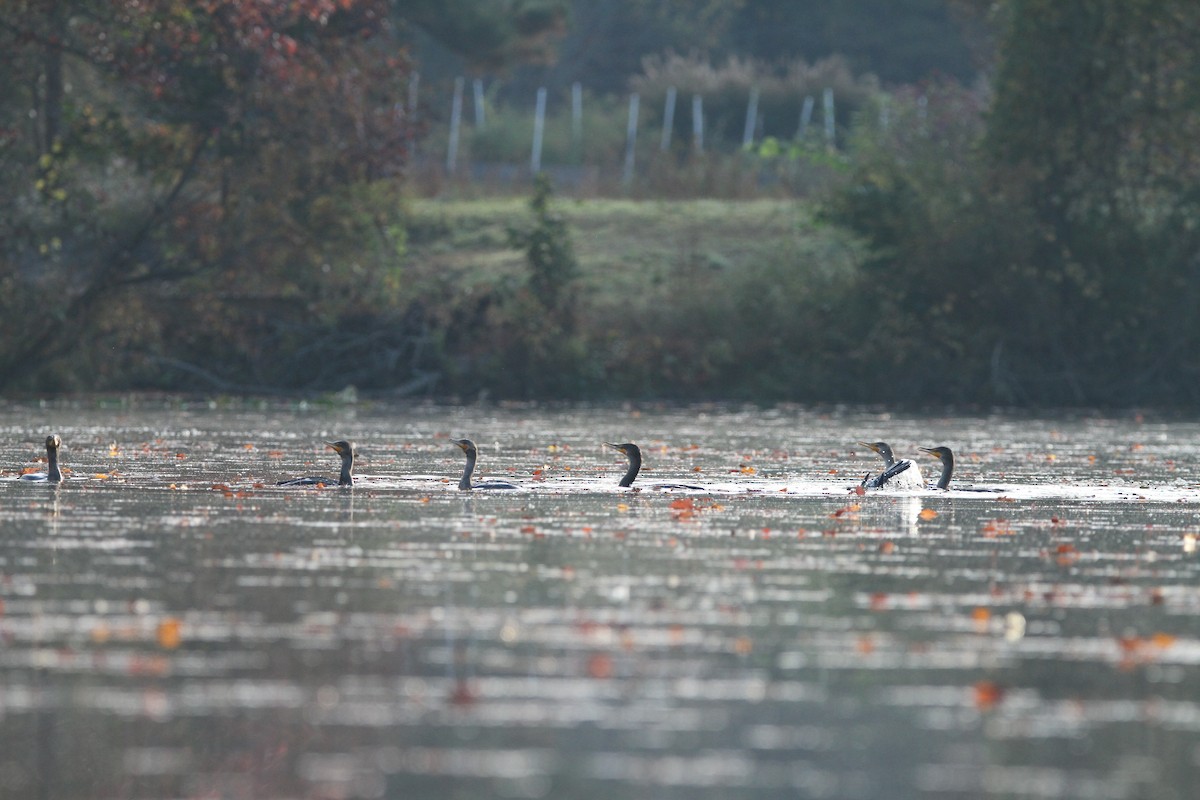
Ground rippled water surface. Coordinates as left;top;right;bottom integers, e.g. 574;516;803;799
2;401;1200;799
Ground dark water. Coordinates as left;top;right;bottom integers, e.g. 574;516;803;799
2;401;1199;799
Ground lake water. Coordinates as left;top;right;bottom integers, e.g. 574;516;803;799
2;400;1199;799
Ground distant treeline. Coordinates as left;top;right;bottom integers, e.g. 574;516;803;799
3;2;1200;410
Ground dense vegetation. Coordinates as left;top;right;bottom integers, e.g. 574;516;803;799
3;1;1200;408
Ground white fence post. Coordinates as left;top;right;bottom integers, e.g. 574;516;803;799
823;88;835;147
692;94;704;153
742;87;759;149
660;86;676;151
446;76;463;173
531;86;547;174
473;78;485;129
622;92;640;185
571;82;583;156
798;95;814;138
408;72;420;116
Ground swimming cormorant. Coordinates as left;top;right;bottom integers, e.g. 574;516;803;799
604;442;703;490
19;435;63;482
277;440;354;486
452;439;518;490
859;441;924;489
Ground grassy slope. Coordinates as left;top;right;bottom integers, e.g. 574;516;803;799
402;197;865;400
404;197;856;295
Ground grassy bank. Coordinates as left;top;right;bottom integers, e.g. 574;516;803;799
402;195;866;400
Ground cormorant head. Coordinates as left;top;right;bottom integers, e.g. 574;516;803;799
45;434;61;451
604;442;640;459
325;440;354;457
859;441;894;461
452;438;478;456
919;446;953;463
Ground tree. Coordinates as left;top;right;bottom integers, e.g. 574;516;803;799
985;0;1200;404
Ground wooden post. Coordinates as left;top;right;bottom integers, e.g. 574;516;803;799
622;92;640;185
660;86;676;151
531;86;547;174
692;94;704;153
473;78;485;128
446;76;463;173
742;87;759;149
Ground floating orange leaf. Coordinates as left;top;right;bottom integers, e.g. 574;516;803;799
918;508;938;520
156;618;182;650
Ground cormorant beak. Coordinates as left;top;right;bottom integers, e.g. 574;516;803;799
603;442;625;454
325;442;343;454
858;441;882;454
918;447;938;458
452;440;468;451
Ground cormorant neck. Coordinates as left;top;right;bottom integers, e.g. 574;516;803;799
47;446;62;483
620;448;641;488
880;447;897;469
459;449;476;490
338;452;354;486
937;453;953;490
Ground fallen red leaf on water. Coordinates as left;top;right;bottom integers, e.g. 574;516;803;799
918;508;938;520
973;681;1005;710
449;680;477;706
587;653;614;679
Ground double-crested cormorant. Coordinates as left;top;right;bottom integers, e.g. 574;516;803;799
277;440;354;486
452;439;517;490
919;446;954;490
859;441;924;489
604;442;703;490
19;435;63;482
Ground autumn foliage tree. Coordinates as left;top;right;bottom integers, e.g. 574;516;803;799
1;1;414;391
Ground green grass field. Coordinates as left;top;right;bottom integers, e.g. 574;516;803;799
400;196;867;400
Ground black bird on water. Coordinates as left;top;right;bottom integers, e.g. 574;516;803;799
859;440;923;489
919;446;955;490
452;439;518;490
277;440;355;486
604;442;703;490
19;435;63;482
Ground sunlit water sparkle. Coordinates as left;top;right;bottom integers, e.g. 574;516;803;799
1;401;1199;799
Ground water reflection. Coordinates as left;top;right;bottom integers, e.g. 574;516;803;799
1;403;1199;798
